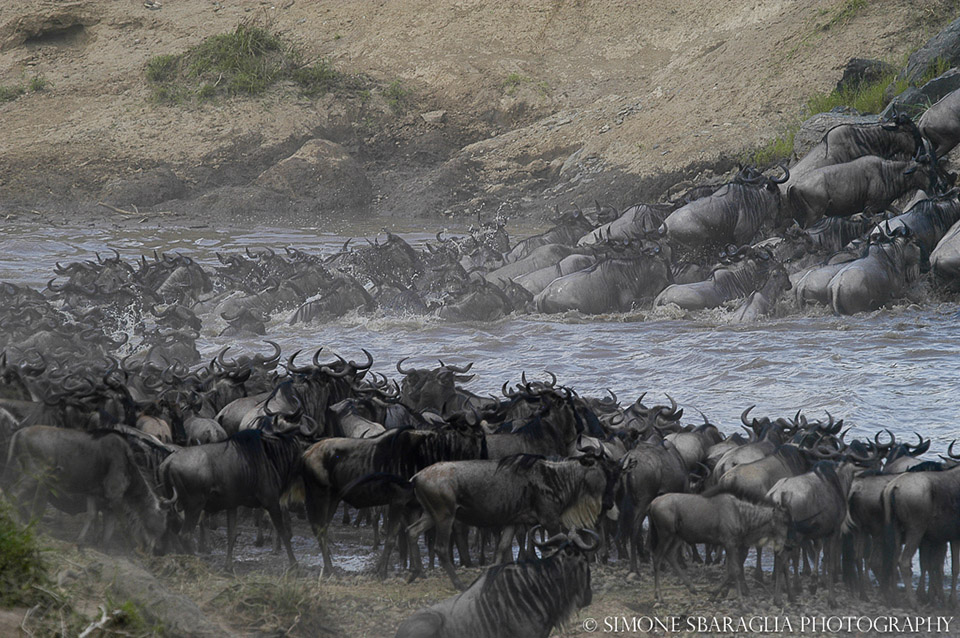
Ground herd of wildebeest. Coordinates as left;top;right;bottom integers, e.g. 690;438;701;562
4;88;960;637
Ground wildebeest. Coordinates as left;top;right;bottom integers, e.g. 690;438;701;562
395;529;596;638
787;155;935;228
618;441;689;575
881;464;960;607
650;492;790;602
661;165;789;252
869;190;960;264
919;87;960;157
158;428;304;565
4;425;175;552
534;245;672;314
300;423;488;576
404;453;619;589
504;208;595;263
827;230;921;315
785;113;925;186
654;246;786;312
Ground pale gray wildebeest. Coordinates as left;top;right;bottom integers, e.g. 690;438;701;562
513;253;598;296
766;461;856;605
503;208;595;263
403;453;619;589
650;492;789;602
486;243;583;284
787;154;936;228
803;215;875;253
4;425;175;552
577;203;673;246
158;428;304;566
880;463;960;608
654;246;786;312
730;262;792;322
869;190;960;264
534;245;672;314
793;258;857;307
919;87;960;157
827;230;921;315
784;112;924;188
394;529;595;638
661;165;789;252
931;216;960;288
618;441;689;574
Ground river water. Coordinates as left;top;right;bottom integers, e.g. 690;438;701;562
2;219;958;450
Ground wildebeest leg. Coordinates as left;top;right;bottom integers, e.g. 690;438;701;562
754;545;763;583
653;531;679;601
179;506;202;554
101;508;118;548
432;513;464;589
266;504;296;567
898;527;923;608
951;541;959;609
665;536;696;594
253;508;266;547
374;503;404;579
304;490;338;574
453;522;472;567
715;544;741;601
495;525;516;564
77;497;98;546
342;504;351;525
405;512;434;581
736;544;750;596
225;508;238;567
272;509;290;554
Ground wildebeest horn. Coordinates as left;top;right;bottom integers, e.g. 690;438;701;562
531;525;568;549
771;162;790;184
502;381;519;398
216;347;237;371
741;405;756;427
948;440;960;460
287;349;313;374
254;340;282;366
396;357;415;375
349;348;374;371
570;528;600;552
443;361;473;374
874;428;896;450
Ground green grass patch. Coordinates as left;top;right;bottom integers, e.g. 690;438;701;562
0;84;26;102
744;128;797;167
146;21;369;104
0;499;47;606
384;79;409;112
805;69;905;116
821;0;867;31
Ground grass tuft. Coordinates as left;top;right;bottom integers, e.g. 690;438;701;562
145;20;370;105
0;499;47;606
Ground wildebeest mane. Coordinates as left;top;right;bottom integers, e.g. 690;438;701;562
497;453;547;473
475;550;589;634
226;429;303;487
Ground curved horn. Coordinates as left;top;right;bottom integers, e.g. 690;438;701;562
396;357;415;375
570;528;600;552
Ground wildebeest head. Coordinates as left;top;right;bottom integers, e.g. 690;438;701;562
397;358;474;416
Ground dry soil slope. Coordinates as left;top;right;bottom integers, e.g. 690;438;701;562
0;0;954;219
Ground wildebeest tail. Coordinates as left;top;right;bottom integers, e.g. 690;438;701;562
338;472;413;501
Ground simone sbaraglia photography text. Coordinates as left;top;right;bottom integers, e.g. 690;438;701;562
582;615;955;634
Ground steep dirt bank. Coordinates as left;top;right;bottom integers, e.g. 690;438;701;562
0;1;956;226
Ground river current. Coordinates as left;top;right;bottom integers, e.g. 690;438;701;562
2;219;958;449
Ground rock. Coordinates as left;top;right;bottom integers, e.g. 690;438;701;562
882;68;960;120
837;58;895;92
255;138;372;212
420;109;447;124
792;112;879;158
0;5;99;51
899;17;960;86
100;166;186;208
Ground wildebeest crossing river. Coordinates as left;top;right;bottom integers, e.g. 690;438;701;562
2;219;958;445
